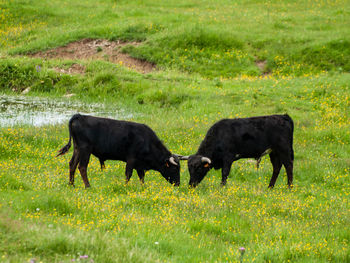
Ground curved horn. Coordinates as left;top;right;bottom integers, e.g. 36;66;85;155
177;155;189;160
201;157;211;164
169;156;178;166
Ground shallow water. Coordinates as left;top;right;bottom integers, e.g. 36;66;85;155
0;95;131;127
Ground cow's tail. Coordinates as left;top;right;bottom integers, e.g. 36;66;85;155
56;114;79;157
284;114;294;161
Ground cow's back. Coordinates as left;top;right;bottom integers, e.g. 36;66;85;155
198;114;293;159
70;114;168;163
71;115;146;161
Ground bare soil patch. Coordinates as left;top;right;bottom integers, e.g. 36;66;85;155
30;39;155;74
255;59;270;76
256;60;267;71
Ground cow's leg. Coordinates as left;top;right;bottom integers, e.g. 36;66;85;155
136;169;145;184
78;152;91;188
99;158;105;170
286;162;293;188
221;160;233;186
69;149;79;186
268;152;282;188
125;159;135;184
282;157;293;188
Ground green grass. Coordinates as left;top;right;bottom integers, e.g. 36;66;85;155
1;0;350;77
0;0;349;262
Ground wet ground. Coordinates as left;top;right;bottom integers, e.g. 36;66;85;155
0;95;131;127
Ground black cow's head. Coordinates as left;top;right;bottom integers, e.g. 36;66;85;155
186;155;212;187
162;155;181;186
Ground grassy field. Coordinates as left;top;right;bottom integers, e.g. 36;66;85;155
0;0;349;262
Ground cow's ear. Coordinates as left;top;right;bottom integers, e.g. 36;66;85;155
204;163;210;168
165;161;169;167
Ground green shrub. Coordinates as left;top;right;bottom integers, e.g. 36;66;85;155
111;23;164;42
137;88;191;107
161;26;244;51
75;72;122;97
0;60;76;93
299;39;350;72
0;62;37;91
125;26;257;78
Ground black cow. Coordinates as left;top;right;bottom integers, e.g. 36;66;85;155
181;114;294;188
57;114;180;188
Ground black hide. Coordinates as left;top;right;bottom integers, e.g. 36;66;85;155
187;114;294;188
57;114;180;188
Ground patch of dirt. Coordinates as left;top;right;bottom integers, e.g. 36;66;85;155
255;60;267;72
30;39;155;74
